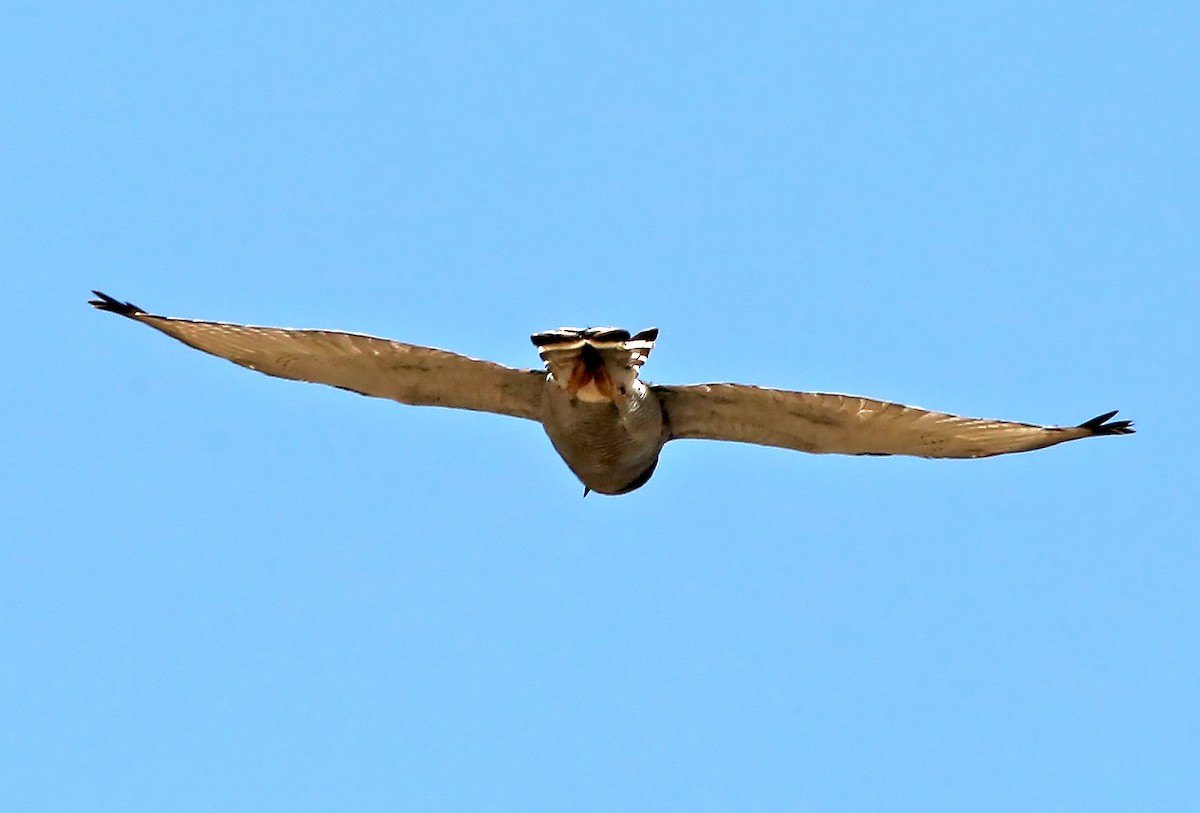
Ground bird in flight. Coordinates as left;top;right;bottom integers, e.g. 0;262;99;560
90;291;1133;495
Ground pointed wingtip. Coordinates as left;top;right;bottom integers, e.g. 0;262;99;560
1078;410;1136;436
88;290;145;317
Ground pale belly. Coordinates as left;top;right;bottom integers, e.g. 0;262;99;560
539;383;668;494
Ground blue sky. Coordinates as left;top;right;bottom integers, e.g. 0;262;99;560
4;2;1197;810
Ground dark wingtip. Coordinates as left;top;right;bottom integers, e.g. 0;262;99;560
88;290;145;317
1078;410;1136;436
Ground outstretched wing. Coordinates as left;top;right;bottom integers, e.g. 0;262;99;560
654;383;1133;458
90;291;546;421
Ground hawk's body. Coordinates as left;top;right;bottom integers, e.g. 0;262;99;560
89;292;1133;495
533;329;668;494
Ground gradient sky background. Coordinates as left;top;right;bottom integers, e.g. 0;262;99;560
5;3;1198;811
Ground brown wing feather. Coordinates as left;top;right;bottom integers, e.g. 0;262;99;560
654;383;1132;458
91;292;546;421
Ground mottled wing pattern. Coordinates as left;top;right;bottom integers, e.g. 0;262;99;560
91;292;546;421
654;383;1133;458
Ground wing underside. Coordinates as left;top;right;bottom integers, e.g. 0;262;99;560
654;383;1133;458
90;292;546;421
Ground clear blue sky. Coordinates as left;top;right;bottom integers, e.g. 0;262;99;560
5;3;1197;810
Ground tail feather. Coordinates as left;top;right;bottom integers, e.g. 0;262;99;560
531;326;659;401
530;326;658;371
530;328;586;347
